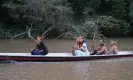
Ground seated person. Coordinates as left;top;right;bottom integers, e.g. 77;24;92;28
72;37;79;55
82;36;86;43
31;36;48;55
90;40;107;55
109;41;118;55
72;36;90;56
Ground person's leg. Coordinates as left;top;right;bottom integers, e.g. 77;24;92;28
96;52;104;55
82;52;90;56
31;49;36;55
74;50;82;56
90;50;97;55
71;47;75;56
36;50;42;55
43;48;49;55
108;52;115;55
31;49;41;55
81;52;86;56
87;51;91;55
39;52;47;56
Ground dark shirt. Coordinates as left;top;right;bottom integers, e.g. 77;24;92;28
82;40;86;44
36;41;48;55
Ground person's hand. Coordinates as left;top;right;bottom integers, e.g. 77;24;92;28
39;50;43;52
41;37;44;40
92;44;94;47
71;47;75;50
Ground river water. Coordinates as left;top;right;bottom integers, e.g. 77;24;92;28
0;38;133;80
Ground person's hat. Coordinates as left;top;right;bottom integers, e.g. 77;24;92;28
111;40;116;45
100;40;105;45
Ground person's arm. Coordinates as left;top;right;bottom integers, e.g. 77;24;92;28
37;42;44;52
33;39;40;44
73;43;83;50
95;46;100;51
73;43;77;48
97;47;105;54
75;47;82;50
91;44;95;51
74;43;82;50
75;43;87;52
72;43;77;50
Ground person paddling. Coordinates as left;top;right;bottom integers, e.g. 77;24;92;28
90;40;107;55
31;36;48;55
109;41;118;55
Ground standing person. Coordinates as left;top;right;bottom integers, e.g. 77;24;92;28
31;36;48;55
90;40;107;55
72;36;90;56
109;41;118;55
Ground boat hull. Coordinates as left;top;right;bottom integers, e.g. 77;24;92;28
0;51;133;62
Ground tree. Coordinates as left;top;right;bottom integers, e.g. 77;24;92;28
0;0;132;39
3;0;74;38
129;0;133;36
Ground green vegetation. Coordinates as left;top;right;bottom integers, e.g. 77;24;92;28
0;0;132;39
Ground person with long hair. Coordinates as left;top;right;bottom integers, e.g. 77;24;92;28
72;36;90;56
31;36;48;55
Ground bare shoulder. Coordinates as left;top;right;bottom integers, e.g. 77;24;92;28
103;46;107;49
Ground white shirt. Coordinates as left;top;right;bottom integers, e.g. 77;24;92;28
81;42;90;55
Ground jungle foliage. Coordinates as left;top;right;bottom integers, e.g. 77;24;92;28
0;0;132;39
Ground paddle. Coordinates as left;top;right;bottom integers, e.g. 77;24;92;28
28;23;57;45
91;32;96;51
41;23;60;40
27;24;39;44
41;25;55;39
115;39;119;43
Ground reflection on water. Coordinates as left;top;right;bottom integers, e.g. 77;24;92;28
0;38;133;80
0;59;133;80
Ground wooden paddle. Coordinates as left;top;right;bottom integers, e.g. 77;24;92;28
27;25;39;44
91;32;96;51
41;25;55;39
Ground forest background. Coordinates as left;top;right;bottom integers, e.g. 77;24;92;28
0;0;133;39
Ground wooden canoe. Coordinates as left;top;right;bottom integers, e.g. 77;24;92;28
0;51;132;62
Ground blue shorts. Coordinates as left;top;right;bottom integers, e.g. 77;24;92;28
31;49;43;55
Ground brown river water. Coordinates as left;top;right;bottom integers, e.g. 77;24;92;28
0;38;133;80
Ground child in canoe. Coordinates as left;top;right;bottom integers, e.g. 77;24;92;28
90;40;108;55
31;36;48;55
72;36;90;56
109;41;118;55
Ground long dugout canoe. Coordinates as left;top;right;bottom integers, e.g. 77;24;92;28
0;51;132;62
